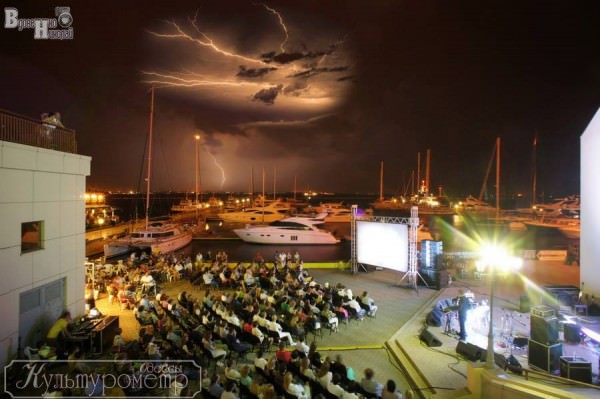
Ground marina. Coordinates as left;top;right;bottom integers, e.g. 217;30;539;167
1;2;599;399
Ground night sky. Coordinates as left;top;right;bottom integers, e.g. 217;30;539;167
1;1;599;197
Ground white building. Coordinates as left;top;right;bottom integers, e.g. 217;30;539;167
581;107;600;297
0;111;90;368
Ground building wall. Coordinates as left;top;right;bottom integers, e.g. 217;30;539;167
0;140;91;367
581;108;600;297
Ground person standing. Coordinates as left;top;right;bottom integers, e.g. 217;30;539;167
457;290;470;341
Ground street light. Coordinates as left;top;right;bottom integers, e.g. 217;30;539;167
194;134;201;204
476;244;523;369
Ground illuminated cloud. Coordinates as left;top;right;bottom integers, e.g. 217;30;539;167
145;5;352;109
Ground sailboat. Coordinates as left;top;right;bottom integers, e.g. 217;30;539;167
104;88;192;258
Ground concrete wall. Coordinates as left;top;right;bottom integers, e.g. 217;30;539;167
0;140;91;367
581;108;600;297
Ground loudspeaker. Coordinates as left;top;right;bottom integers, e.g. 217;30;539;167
563;323;582;344
530;315;559;345
418;269;449;290
528;339;562;372
512;337;528;348
542;285;580;308
426;308;442;327
419;329;442;347
456;341;484;361
560;356;592;384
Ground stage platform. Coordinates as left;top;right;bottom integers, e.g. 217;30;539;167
386;278;600;398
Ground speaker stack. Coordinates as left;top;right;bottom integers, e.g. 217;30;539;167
418;241;448;290
528;305;562;372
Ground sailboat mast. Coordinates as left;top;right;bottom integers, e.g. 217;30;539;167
425;149;431;194
293;175;297;201
532;133;537;207
379;161;384;201
262;166;265;223
145;87;155;230
250;167;254;201
411;170;415;195
273;166;276;200
417;152;421;193
496;137;501;218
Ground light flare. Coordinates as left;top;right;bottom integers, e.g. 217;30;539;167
260;4;289;53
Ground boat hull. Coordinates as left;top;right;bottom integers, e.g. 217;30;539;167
103;232;193;258
233;228;339;245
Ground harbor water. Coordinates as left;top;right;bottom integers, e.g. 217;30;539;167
103;193;575;262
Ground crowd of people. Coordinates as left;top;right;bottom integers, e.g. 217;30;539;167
55;250;402;398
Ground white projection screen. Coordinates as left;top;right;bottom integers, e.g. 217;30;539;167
357;221;408;272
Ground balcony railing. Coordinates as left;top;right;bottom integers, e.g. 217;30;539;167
0;109;78;154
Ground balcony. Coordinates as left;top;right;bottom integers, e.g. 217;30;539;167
0;109;78;154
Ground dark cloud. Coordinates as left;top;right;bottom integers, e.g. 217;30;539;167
236;65;277;78
337;75;354;82
289;66;349;79
260;50;330;64
251;85;283;105
282;80;309;96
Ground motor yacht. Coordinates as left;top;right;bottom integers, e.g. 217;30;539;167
217;200;291;223
233;214;339;244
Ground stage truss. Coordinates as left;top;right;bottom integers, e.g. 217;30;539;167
350;205;427;290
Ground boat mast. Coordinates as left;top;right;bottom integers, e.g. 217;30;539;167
425;149;431;194
411;170;415;195
496;137;501;218
293;175;297;201
416;152;421;194
379;160;384;201
250;166;254;202
532;133;538;207
273;166;276;200
145;87;155;230
262;166;265;223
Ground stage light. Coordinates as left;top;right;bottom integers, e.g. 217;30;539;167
476;242;523;369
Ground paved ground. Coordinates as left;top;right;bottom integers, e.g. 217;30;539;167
96;267;437;394
95;260;596;398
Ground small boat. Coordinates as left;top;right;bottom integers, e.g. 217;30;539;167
103;222;192;258
233;214;339;245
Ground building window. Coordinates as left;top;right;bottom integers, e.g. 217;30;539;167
21;221;43;253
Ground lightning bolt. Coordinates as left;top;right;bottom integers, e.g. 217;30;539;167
148;19;268;66
207;152;226;190
260;4;289;53
140;71;275;89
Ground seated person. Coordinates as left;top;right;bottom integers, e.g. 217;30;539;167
361;368;383;397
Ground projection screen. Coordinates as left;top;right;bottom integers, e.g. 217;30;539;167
356;221;408;272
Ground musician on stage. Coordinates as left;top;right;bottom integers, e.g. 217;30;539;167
46;310;73;359
457;290;470;341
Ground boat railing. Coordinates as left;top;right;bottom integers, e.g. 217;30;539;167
0;109;78;154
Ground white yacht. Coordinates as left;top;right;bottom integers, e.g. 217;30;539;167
103;222;192;258
531;196;580;215
217;200;291;223
233;214;339;244
456;196;495;213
